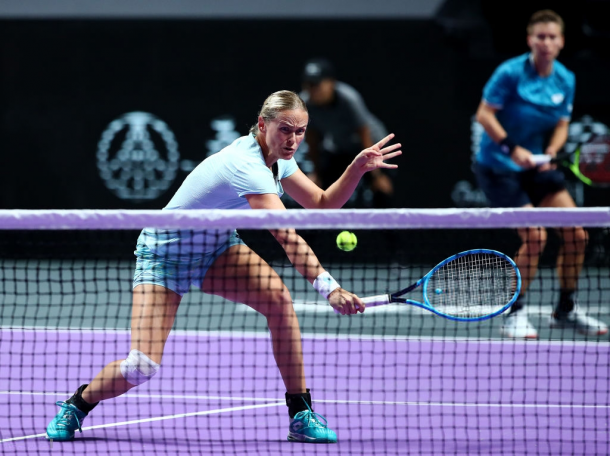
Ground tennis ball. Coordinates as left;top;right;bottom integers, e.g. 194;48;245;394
336;231;357;252
434;288;443;295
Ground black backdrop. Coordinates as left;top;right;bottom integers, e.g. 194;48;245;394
1;19;609;210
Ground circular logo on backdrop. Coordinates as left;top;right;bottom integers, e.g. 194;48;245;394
96;112;180;201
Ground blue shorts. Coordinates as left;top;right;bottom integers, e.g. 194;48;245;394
133;230;245;296
474;163;566;208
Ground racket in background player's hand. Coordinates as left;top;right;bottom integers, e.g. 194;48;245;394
532;134;610;187
340;249;521;322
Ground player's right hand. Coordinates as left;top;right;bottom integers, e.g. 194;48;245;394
511;146;537;169
328;288;365;315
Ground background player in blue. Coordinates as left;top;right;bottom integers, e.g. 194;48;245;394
474;10;608;339
46;90;402;444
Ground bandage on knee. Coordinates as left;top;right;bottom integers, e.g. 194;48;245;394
120;349;160;386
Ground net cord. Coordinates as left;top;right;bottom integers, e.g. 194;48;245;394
0;208;609;230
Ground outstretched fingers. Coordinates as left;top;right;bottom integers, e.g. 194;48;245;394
378;143;402;168
373;133;396;150
354;134;401;171
380;142;401;154
379;152;401;168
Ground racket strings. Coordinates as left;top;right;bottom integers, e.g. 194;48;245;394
427;253;517;318
579;136;610;183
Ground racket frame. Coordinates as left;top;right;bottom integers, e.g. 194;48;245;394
362;249;521;322
535;134;610;187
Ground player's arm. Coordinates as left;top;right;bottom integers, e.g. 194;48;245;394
283;134;401;209
245;193;363;314
475;101;536;168
281;167;358;209
546;119;569;157
548;73;574;158
245;193;324;282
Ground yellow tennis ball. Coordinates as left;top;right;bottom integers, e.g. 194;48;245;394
336;231;357;252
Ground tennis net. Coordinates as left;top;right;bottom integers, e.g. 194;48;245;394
1;208;609;455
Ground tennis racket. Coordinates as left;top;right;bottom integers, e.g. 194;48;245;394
532;134;610;187
351;249;521;322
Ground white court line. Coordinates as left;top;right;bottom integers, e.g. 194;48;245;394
2;325;609;346
0;401;284;444
3;390;609;410
3;391;608;444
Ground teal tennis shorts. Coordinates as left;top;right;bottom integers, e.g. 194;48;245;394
133;230;245;296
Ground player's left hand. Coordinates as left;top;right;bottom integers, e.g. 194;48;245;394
328;288;365;315
352;133;402;175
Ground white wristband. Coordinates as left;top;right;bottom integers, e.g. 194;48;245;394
313;272;341;299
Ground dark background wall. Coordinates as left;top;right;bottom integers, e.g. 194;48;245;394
1;2;609;210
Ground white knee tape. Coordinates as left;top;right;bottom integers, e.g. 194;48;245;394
120;349;160;386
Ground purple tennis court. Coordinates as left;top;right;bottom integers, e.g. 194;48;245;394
2;209;610;455
2;328;609;455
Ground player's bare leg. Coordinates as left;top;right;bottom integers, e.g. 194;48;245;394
84;285;182;403
203;244;337;443
500;204;545;338
203;245;305;393
539;189;587;290
46;285;182;440
540;189;607;334
515;226;547;294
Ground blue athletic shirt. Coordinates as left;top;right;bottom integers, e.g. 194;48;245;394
141;134;299;258
476;53;575;172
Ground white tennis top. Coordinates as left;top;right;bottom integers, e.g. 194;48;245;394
141;134;299;258
166;134;298;210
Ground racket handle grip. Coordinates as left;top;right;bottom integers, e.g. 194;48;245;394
361;294;391;307
531;155;551;165
332;294;390;314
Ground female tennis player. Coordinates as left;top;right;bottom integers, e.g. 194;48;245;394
46;90;401;444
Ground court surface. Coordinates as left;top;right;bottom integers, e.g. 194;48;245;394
1;260;609;455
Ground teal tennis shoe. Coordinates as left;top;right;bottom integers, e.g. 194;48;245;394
287;401;337;444
46;401;87;441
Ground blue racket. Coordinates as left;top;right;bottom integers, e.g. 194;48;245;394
359;249;521;321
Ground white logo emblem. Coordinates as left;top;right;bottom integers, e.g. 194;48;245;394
97;112;180;201
551;93;564;104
